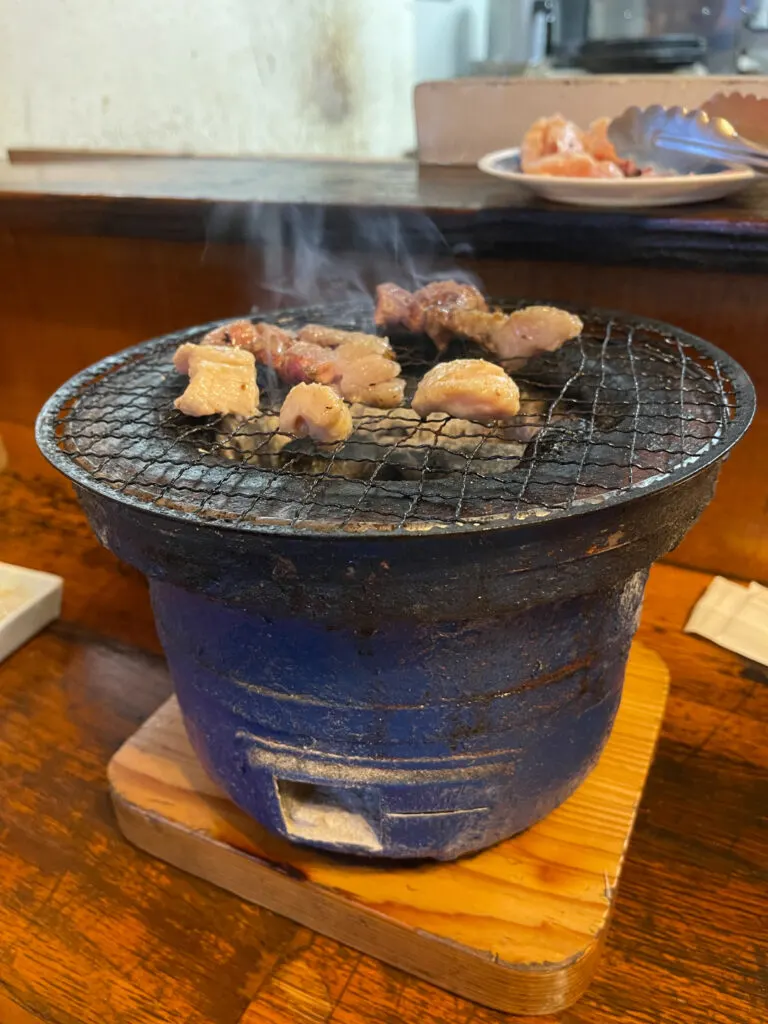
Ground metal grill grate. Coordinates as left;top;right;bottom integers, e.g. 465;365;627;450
38;301;754;536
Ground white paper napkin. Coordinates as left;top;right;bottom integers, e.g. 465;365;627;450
0;562;63;663
684;576;768;667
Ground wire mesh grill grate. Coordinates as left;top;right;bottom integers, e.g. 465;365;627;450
39;301;754;536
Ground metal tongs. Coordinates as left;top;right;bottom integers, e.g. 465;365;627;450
608;93;768;175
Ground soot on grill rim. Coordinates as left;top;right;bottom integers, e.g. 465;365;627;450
38;300;754;536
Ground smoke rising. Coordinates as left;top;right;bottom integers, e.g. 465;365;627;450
205;202;481;312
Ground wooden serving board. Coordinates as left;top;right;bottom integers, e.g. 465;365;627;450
109;641;669;1017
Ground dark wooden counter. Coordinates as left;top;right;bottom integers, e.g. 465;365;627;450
0;422;765;1024
1;156;768;271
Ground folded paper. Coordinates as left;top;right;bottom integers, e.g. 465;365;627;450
684;576;768;667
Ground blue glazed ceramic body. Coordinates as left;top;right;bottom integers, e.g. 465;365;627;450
72;465;719;859
150;570;647;859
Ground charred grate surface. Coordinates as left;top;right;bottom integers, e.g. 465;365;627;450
38;301;754;536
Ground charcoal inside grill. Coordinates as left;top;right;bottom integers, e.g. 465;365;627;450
46;300;750;533
212;388;574;484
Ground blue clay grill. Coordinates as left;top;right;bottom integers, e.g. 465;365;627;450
37;301;754;859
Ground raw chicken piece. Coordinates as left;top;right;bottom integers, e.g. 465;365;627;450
374;281;487;343
412;359;520;423
279;383;353;443
583;117;641;176
173;343;258;418
525;152;624;179
521;114;628;179
521;115;585;172
425;305;583;362
298;324;393;356
595;159;626;179
583;117;619;163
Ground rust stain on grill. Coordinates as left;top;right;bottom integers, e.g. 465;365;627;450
587;529;627;555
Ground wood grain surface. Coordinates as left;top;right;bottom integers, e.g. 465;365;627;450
108;642;670;1016
0;420;765;1024
2;156;768;271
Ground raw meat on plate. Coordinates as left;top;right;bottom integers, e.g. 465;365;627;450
520;114;643;179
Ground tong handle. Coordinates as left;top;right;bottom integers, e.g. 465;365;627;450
609;105;768;177
657;132;768;174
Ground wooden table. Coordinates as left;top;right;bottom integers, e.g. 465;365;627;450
0;422;765;1024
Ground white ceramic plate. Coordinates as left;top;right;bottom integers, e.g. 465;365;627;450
478;147;755;208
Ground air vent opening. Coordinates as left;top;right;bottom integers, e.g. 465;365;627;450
275;779;382;852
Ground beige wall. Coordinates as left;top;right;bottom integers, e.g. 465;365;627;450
0;0;416;158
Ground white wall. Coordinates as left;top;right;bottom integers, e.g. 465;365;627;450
0;0;416;158
414;0;489;82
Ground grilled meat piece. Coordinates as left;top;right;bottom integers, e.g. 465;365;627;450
298;325;393;356
348;378;406;408
374;281;579;360
333;341;403;407
279;383;353;443
200;319;260;350
216;323;335;385
427;305;583;362
173;343;258;418
202;319;292;371
285;332;403;406
277;340;338;386
202;318;404;407
248;322;293;367
412;359;520;423
202;320;339;384
375;280;488;348
373;283;420;332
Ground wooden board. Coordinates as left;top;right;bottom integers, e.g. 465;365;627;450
108;641;669;1017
